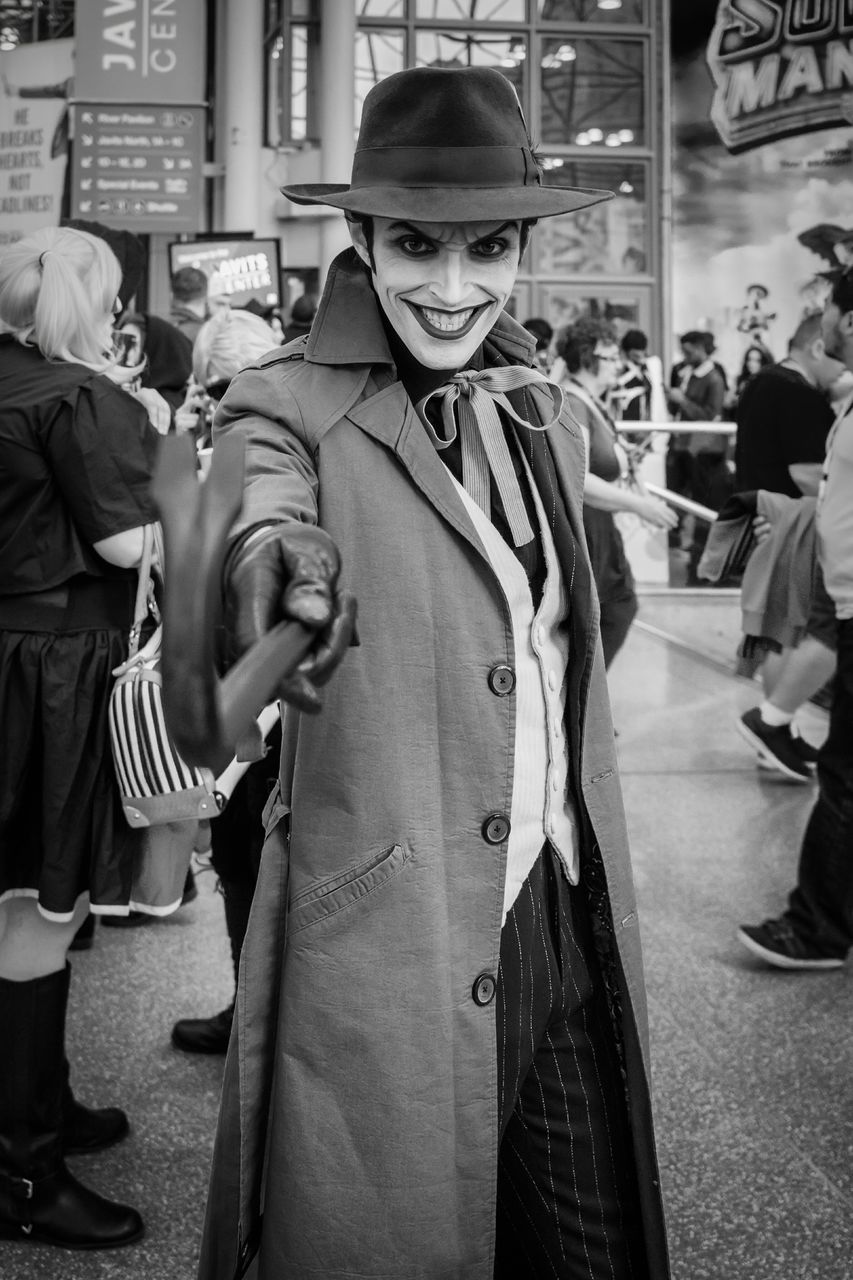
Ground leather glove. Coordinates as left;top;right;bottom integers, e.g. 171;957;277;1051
225;523;358;714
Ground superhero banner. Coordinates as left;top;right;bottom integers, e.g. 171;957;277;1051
672;1;853;382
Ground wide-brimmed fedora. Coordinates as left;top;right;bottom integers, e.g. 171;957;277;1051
281;65;613;222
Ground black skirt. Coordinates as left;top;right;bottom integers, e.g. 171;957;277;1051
0;577;140;921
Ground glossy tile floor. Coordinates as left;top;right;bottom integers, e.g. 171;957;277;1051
3;603;850;1280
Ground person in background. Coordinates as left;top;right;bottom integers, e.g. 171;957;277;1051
281;292;317;342
197;65;669;1279
734;312;843;781
553;318;678;667
238;297;285;344
115;311;193;415
176;308;281;451
171;309;284;1055
521;316;553;371
608;327;668;424
731;342;774;407
738;269;853;968
667;329;730;584
0;226;159;1250
169;266;210;344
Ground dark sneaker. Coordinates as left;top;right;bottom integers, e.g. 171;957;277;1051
791;732;820;766
737;707;813;782
737;918;845;970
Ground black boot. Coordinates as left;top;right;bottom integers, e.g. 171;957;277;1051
62;1057;130;1155
0;966;143;1249
170;874;250;1055
171;1002;234;1055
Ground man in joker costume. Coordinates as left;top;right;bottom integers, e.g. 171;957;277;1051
198;65;670;1280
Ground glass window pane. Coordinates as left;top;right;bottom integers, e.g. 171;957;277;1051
358;0;405;15
266;33;285;148
536;283;645;335
355;29;407;131
290;26;309;142
415;1;527;19
540;36;644;147
534;159;648;275
537;0;646;22
415;31;526;103
287;24;322;143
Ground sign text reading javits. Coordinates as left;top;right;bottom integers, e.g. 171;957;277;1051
99;0;182;78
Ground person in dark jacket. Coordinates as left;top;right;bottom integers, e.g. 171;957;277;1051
0;226;158;1251
734;312;843;780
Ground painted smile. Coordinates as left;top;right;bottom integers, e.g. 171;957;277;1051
407;302;490;340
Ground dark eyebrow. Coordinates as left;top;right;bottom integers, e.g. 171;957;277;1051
473;222;517;244
386;221;432;238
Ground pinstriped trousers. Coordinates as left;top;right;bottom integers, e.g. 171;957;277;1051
494;846;648;1280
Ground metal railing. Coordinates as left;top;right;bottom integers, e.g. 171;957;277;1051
614;419;730;524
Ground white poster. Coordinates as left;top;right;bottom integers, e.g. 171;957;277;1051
0;38;74;246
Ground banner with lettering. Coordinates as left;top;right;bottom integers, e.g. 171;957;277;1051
0;38;73;246
75;0;207;105
671;1;853;383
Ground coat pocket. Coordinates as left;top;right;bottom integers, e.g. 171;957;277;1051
288;842;411;934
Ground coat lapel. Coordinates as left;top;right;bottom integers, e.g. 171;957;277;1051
345;382;492;565
525;422;599;772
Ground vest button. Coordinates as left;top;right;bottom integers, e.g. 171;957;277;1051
488;665;516;696
472;973;497;1006
482;814;510;844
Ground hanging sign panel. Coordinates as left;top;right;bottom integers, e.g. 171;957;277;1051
70;101;204;232
670;1;853;383
74;0;207;105
708;0;853;154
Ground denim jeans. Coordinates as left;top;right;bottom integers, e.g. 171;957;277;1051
786;617;853;956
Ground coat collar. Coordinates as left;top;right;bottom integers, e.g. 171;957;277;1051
304;249;539;370
305;249;571;574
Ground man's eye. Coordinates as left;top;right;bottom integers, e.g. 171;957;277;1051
473;239;508;258
398;237;433;256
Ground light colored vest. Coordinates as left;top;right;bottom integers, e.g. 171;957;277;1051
451;461;579;924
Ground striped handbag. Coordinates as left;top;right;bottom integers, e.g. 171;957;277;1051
108;524;221;828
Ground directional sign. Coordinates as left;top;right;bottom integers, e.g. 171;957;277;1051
70;102;204;232
75;0;206;107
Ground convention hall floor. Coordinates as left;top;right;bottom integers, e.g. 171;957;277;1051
3;598;850;1280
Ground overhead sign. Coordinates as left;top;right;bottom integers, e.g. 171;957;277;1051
169;239;282;309
708;0;853;153
70;101;204;232
74;0;207;105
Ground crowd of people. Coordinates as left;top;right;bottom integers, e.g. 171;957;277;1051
0;60;850;1280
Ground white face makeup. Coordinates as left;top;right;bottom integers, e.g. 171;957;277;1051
350;217;523;370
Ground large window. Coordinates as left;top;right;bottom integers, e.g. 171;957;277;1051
537;1;646;23
0;0;74;47
539;35;645;146
264;0;660;320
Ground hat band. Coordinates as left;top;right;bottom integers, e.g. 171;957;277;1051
350;145;541;190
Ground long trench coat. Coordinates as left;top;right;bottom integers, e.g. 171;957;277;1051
198;250;670;1280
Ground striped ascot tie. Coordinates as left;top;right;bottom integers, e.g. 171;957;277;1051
416;367;564;548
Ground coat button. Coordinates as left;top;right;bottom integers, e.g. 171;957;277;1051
472;972;497;1006
488;665;516;696
482;813;510;844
